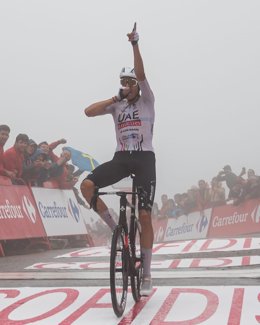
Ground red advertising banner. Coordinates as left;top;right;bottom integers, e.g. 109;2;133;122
0;185;46;240
208;199;260;237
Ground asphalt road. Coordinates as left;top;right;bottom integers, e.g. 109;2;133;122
1;237;260;324
1;238;260;287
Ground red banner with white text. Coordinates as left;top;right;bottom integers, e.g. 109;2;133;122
208;199;260;237
0;186;46;240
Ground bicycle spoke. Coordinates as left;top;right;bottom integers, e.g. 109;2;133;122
130;218;143;302
110;226;128;317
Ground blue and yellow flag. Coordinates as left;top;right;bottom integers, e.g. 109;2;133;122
63;147;99;172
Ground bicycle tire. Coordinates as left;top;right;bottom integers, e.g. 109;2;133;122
110;225;128;317
130;218;143;302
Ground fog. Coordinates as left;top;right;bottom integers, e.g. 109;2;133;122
1;0;260;201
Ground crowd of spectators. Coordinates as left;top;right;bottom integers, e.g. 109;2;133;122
0;124;93;253
0;124;84;199
153;164;260;219
2;124;260;220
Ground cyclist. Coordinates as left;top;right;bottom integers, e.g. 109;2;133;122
80;23;156;296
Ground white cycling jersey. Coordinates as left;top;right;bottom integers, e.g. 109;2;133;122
105;78;155;152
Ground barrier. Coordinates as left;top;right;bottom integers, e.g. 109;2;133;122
0;185;47;240
208;199;260;237
32;188;87;237
162;199;260;243
2;182;260;256
0;185;94;256
163;208;211;242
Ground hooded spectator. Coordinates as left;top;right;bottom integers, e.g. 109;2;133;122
22;148;48;186
22;139;38;184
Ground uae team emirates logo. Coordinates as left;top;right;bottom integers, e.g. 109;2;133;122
22;195;37;224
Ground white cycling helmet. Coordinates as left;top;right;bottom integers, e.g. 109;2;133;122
120;67;136;79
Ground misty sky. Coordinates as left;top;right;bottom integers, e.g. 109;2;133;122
1;0;260;202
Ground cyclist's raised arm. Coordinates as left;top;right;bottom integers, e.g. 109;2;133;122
133;43;145;82
84;98;115;117
127;23;145;82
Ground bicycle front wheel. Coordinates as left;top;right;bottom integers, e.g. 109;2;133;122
130;218;143;302
110;225;128;317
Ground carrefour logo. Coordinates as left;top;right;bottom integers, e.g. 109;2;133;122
196;214;208;233
166;223;193;237
22;195;37;224
251;205;260;224
67;198;80;223
38;201;68;219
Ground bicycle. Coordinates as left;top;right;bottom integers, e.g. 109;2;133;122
92;176;143;317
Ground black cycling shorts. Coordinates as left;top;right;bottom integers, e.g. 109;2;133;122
85;151;156;211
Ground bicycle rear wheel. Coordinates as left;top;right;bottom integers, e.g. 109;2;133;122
130;218;143;302
110;225;128;317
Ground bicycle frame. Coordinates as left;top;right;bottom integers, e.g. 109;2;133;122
93;177;143;316
97;188;139;275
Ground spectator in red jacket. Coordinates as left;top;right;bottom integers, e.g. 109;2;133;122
0;124;14;179
4;133;29;184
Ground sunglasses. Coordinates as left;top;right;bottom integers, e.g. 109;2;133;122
120;77;138;87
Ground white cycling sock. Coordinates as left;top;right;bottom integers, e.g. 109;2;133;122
100;209;117;231
141;247;152;278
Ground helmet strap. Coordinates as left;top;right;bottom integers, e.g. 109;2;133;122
127;93;140;105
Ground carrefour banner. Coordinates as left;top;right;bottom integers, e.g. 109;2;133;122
164;209;211;242
208;199;260;237
32;188;87;236
0;185;46;240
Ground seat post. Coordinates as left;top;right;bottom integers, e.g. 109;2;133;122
118;193;127;228
131;174;136;215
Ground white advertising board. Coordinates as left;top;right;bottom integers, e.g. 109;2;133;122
32;188;87;236
164;208;212;241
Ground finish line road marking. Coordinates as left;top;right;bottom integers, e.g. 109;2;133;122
0;286;260;324
55;237;260;258
25;255;260;270
1;268;260;280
